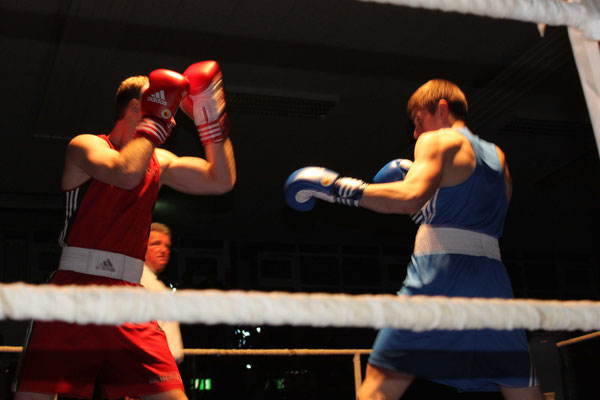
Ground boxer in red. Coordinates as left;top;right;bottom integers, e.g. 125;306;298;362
14;62;236;400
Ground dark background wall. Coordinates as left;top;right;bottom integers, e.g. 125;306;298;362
0;1;599;398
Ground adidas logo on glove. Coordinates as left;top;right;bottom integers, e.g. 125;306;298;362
147;90;167;106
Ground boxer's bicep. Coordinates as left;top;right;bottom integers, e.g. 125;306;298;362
408;133;445;199
361;136;444;214
63;135;118;189
159;153;218;194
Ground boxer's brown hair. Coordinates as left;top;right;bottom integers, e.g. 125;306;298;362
407;79;468;121
115;75;149;121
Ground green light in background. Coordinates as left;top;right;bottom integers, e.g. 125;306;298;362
191;378;212;391
154;199;171;213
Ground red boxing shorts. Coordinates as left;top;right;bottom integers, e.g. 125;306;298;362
14;270;184;399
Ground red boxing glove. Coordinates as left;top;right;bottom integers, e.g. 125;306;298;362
136;69;190;146
180;61;230;146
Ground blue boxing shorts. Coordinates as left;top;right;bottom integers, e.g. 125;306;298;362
368;254;538;392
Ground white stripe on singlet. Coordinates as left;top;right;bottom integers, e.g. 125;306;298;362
59;188;79;247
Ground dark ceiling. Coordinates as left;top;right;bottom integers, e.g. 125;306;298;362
1;0;598;256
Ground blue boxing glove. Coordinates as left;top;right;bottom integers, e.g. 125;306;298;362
373;159;413;183
374;159;421;224
284;167;368;212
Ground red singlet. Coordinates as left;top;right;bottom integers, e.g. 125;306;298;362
59;135;159;260
14;135;184;398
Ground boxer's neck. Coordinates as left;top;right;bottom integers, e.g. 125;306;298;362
108;113;138;148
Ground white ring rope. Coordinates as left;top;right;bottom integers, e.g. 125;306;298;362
1;283;599;331
358;0;600;40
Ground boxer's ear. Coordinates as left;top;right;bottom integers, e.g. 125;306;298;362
436;99;449;118
130;98;141;115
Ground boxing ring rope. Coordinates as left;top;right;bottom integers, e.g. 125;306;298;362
0;347;371;356
1;283;600;331
1;282;599;399
358;0;600;40
0;345;371;396
556;330;600;347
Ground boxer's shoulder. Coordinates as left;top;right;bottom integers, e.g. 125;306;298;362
68;133;110;148
415;129;470;160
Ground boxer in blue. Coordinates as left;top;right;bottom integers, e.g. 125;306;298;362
284;79;543;399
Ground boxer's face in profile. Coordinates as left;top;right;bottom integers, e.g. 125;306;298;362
412;108;440;139
411;99;450;139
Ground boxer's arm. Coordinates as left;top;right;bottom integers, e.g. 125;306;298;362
156;138;236;194
496;145;512;203
360;132;445;214
62;134;155;191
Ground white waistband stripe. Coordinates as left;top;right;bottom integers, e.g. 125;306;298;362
59;246;144;284
414;225;501;260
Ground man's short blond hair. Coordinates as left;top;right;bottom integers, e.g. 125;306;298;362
150;222;171;239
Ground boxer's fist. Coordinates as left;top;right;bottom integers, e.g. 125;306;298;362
136;69;190;146
180;61;230;146
374;159;420;223
373;159;413;183
284;167;368;212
